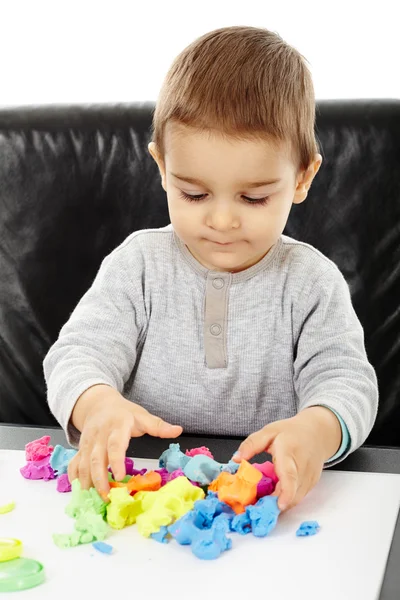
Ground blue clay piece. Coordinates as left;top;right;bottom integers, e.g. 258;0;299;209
150;526;170;544
92;541;113;554
183;454;221;485
296;521;320;537
169;512;232;560
192;516;232;560
221;459;240;475
247;496;280;538
158;443;190;473
50;445;78;475
231;512;252;535
183;455;240;485
192;495;235;529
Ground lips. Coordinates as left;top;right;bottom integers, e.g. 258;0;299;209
209;240;235;245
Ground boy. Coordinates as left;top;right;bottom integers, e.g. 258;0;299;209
44;26;378;511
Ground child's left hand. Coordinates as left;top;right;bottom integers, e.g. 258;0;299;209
233;406;342;512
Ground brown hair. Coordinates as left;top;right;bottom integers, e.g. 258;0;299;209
151;26;319;172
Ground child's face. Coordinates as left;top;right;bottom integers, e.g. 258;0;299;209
149;122;321;273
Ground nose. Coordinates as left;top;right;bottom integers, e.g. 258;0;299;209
206;200;239;231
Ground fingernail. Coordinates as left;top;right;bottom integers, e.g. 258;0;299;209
233;451;241;460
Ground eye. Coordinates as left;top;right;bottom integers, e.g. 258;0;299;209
179;191;270;206
179;191;207;202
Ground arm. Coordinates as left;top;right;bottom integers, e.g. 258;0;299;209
293;265;378;464
43;245;146;446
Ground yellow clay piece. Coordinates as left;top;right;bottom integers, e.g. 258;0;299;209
106;488;144;530
135;477;205;537
0;501;16;515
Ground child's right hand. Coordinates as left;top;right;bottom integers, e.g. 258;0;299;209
67;384;182;499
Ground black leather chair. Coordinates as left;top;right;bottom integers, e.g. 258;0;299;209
0;100;399;446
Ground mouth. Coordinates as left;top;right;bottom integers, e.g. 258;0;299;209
208;240;235;246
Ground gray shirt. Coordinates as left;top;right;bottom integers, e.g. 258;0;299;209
44;225;378;461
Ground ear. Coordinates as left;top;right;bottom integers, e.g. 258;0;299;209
148;142;167;191
293;153;322;205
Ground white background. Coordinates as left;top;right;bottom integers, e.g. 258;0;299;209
0;0;399;106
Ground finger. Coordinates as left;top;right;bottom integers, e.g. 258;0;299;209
107;425;132;481
76;432;94;490
289;468;322;510
134;413;182;439
271;442;298;511
90;444;110;499
233;425;277;462
68;452;80;483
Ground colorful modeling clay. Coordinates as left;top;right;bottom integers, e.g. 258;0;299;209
210;460;262;514
109;458;147;479
135;477;205;537
20;456;55;481
247;496;280;537
183;454;239;486
169;511;232;560
106;487;143;530
185;446;214;459
0;501;15;514
53;480;109;548
154;468;170;486
253;460;279;484
56;473;72;493
19;435;284;560
150;526;170;544
191;493;235;529
257;476;275;498
92;541;113;554
49;445;78;475
109;471;162;494
25;435;53;462
231;511;252;535
296;521;320;536
159;444;191;472
65;480;107;519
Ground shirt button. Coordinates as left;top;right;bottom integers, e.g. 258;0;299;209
212;277;225;289
210;324;222;336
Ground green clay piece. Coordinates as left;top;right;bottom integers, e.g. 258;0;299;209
53;480;109;548
65;480;107;519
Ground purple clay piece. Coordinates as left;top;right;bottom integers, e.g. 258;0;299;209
20;456;55;481
108;457;146;479
165;469;200;487
256;476;275;498
57;473;72;493
131;468;148;476
154;468;170;486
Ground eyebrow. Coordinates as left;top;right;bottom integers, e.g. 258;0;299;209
170;173;281;188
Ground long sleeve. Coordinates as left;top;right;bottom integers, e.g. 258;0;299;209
293;265;378;464
43;246;147;446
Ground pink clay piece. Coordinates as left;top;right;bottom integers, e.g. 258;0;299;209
185;446;214;459
25;435;54;462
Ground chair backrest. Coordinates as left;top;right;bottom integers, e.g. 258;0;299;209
0;100;399;445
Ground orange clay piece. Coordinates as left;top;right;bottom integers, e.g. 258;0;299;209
109;471;162;494
208;471;235;493
216;460;262;514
